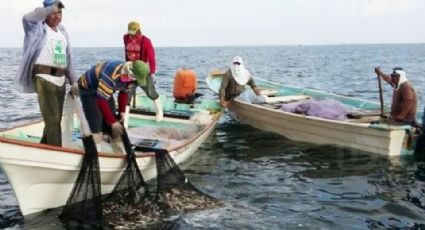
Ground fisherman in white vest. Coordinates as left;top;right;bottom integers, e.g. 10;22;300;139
16;0;78;146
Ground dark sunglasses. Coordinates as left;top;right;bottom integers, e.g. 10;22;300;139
233;62;241;65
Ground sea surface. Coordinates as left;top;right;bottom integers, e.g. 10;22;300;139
1;45;425;229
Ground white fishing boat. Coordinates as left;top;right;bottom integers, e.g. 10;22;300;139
0;95;222;216
207;74;420;156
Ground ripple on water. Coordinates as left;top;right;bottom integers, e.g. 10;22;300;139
1;46;425;229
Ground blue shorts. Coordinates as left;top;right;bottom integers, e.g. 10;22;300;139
79;87;116;134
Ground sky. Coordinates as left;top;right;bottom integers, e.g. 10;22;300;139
1;0;425;47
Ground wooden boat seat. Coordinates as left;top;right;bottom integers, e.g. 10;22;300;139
132;138;169;152
130;108;194;120
347;116;381;123
346;109;384;119
259;89;278;96
0;132;40;143
265;95;310;104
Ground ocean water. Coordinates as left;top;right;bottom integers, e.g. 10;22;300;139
1;45;425;229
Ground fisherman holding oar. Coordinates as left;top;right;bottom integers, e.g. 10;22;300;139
374;67;418;125
78;60;149;154
375;67;425;155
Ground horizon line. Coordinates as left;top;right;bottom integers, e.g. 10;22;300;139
1;42;425;49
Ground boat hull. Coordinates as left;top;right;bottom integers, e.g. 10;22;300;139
228;99;410;156
0;115;219;216
207;74;415;156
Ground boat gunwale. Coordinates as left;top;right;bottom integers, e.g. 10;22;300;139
0;112;221;159
232;98;411;131
255;78;383;107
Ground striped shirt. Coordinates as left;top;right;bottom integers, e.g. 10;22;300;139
79;60;131;100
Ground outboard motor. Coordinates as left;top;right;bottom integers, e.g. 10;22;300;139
173;68;201;103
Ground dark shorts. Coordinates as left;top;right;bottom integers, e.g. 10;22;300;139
79;87;116;134
128;75;159;103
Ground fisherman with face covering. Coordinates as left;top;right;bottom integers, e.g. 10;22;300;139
217;56;261;108
375;67;418;124
16;0;78;147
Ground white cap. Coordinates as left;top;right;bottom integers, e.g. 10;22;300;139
232;56;243;64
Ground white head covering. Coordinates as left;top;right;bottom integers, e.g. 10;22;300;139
394;69;408;91
230;56;251;85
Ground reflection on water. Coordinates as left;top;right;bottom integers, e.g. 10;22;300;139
167;120;425;229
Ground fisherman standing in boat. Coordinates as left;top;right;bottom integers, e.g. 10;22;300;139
216;56;262;108
374;67;418;125
16;0;78;147
124;21;163;121
78;60;149;153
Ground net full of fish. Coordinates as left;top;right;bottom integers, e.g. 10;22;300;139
157;187;222;212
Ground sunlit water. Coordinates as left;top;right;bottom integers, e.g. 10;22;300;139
1;45;425;229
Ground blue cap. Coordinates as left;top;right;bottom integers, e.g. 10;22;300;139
43;0;65;8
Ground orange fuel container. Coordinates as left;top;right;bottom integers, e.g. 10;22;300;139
173;69;197;101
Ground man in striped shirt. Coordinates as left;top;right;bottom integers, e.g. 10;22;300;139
78;60;149;153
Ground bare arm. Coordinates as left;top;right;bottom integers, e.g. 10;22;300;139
374;67;394;87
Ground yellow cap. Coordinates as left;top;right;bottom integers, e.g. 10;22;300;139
128;21;141;35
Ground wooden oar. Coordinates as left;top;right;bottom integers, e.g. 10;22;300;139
376;73;385;117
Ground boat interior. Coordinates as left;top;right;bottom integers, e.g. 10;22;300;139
255;85;390;124
0;95;222;154
0;113;209;155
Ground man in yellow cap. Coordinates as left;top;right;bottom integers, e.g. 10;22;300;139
124;21;163;122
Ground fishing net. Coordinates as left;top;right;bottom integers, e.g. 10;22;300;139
60;94;104;228
59;95;220;228
102;129;160;229
280;99;352;120
154;149;221;213
59;135;103;228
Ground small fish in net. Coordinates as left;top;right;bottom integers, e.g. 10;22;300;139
102;129;161;228
155;150;222;213
103;198;162;229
